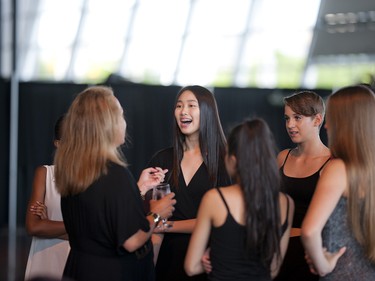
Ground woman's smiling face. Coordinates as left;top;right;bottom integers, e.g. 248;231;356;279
174;90;200;137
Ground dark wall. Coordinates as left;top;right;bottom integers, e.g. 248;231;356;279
113;84;181;175
0;80;330;227
17;82;89;226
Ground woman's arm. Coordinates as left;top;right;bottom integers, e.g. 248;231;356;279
271;194;295;278
301;159;347;276
184;191;213;276
25;166;67;238
122;193;176;252
151;233;164;264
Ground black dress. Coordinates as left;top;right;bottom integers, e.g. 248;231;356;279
147;148;231;281
61;162;154;281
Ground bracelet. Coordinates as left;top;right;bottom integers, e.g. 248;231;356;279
147;212;161;226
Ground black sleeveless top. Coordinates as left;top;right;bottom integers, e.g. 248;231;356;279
280;149;330;228
208;188;289;281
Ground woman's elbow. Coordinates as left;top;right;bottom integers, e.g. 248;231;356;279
300;225;317;242
122;232;146;253
184;262;195;277
184;259;203;277
122;241;139;253
25;221;39;236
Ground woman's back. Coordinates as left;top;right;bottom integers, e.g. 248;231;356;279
185;118;294;280
208;186;293;281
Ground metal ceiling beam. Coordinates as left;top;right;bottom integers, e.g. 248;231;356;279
8;0;19;279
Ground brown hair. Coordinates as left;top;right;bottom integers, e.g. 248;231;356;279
284;91;325;128
327;84;375;261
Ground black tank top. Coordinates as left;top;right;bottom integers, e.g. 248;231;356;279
280;149;330;228
208;188;289;281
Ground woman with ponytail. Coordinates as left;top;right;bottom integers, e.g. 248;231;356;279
185;118;294;281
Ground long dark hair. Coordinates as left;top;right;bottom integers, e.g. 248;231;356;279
171;85;226;188
227;118;281;267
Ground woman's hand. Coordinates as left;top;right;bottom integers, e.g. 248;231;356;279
305;251;318;275
138;167;168;195
149;193;176;220
152;220;174;233
320;247;346;276
201;248;212;273
305;246;346;276
29;201;48;220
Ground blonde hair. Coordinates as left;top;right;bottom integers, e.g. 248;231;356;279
326;85;375;261
54;86;126;196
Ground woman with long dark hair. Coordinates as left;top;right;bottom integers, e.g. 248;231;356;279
142;85;231;281
185;118;294;281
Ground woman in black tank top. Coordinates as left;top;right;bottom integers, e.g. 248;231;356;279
185;118;294;281
275;91;330;281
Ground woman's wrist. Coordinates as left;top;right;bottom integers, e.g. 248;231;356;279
138;183;148;200
140;190;146;200
147;212;162;227
164;220;174;232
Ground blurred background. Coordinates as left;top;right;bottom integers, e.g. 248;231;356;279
1;0;375;280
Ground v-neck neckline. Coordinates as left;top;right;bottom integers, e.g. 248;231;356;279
181;161;204;187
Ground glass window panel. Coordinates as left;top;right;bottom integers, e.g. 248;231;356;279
87;0;136;11
36;12;81;49
36;0;83;48
40;0;84;10
189;0;251;36
236;0;320;88
8;0;372;90
121;35;181;84
252;0;319;31
35;48;73;80
1;49;12;77
132;0;190;38
120;0;190;84
175;35;239;86
79;0;134;46
72;44;125;82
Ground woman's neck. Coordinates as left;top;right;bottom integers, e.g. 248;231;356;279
295;139;329;157
184;135;200;152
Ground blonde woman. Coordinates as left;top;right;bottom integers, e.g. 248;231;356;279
302;85;375;280
54;86;176;281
